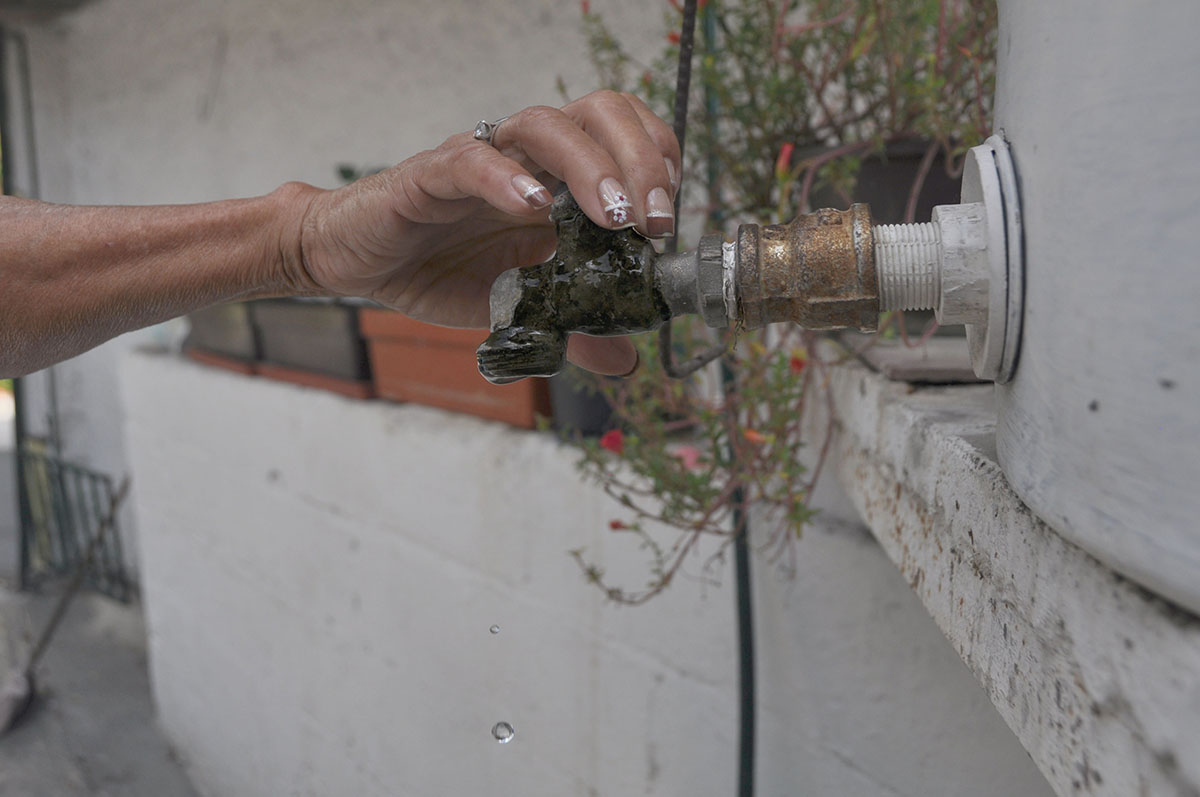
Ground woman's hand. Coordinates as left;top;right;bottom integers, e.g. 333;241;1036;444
283;90;681;376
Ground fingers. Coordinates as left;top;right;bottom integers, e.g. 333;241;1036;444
401;90;679;238
495;91;680;238
566;91;679;239
406;136;554;223
566;334;639;377
619;93;682;194
491;105;636;230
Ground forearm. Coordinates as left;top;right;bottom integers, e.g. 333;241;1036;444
0;183;316;376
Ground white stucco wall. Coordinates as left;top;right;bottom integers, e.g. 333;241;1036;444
122;351;1050;797
11;0;667;575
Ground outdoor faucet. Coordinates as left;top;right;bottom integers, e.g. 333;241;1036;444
475;192;670;384
475;191;880;384
477;136;1023;384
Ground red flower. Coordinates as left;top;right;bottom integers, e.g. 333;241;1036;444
667;30;681;45
673;445;703;472
609;519;630;531
743;428;767;445
789;354;807;374
641;70;653;88
775;142;795;177
599;428;625;455
580;0;590;14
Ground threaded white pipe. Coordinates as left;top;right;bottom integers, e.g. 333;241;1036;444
875;222;941;311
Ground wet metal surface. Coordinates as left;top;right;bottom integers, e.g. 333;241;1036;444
477;193;669;384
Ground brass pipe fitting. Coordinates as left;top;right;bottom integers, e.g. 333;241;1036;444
735;204;880;333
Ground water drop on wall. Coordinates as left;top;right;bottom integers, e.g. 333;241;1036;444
491;721;515;744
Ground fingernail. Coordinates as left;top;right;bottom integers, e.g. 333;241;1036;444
598;177;634;228
645;187;674;238
513;174;552;209
664;158;679;191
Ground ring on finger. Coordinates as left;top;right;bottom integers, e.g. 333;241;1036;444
472;116;510;148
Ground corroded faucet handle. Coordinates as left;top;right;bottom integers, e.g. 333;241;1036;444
476;192;670;385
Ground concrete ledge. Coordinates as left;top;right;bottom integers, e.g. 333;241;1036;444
830;363;1200;796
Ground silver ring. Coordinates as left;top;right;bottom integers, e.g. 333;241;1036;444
472;116;509;148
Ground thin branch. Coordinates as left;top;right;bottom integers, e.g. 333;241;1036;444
903;139;940;224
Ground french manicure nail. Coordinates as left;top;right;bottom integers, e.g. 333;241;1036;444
598;177;635;227
645;187;674;238
513;174;552;209
664;158;679;191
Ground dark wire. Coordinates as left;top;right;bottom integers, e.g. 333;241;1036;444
666;0;698;256
726;375;756;797
732;495;755;797
706;12;755;790
665;5;755;795
660;0;727;379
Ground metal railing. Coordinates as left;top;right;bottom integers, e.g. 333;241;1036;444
19;442;133;601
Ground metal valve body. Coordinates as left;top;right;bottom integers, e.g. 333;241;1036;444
476;193;670;384
476;195;884;384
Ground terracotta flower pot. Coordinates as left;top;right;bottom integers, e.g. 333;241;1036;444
359;308;550;429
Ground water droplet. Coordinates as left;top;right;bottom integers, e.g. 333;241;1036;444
491;721;515;744
489;625;500;634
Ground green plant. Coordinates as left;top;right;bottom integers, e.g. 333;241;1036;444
583;0;997;224
570;323;828;604
335;164;388;185
563;0;996;603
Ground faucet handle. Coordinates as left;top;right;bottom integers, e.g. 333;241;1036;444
476;192;670;385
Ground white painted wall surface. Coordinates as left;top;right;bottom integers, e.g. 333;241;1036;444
122;351;1050;797
11;0;667;576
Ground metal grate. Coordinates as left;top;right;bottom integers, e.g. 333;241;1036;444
19;442;133;601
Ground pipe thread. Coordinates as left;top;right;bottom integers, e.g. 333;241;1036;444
875;222;940;311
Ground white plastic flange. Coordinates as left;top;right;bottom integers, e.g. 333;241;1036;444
960;134;1023;383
